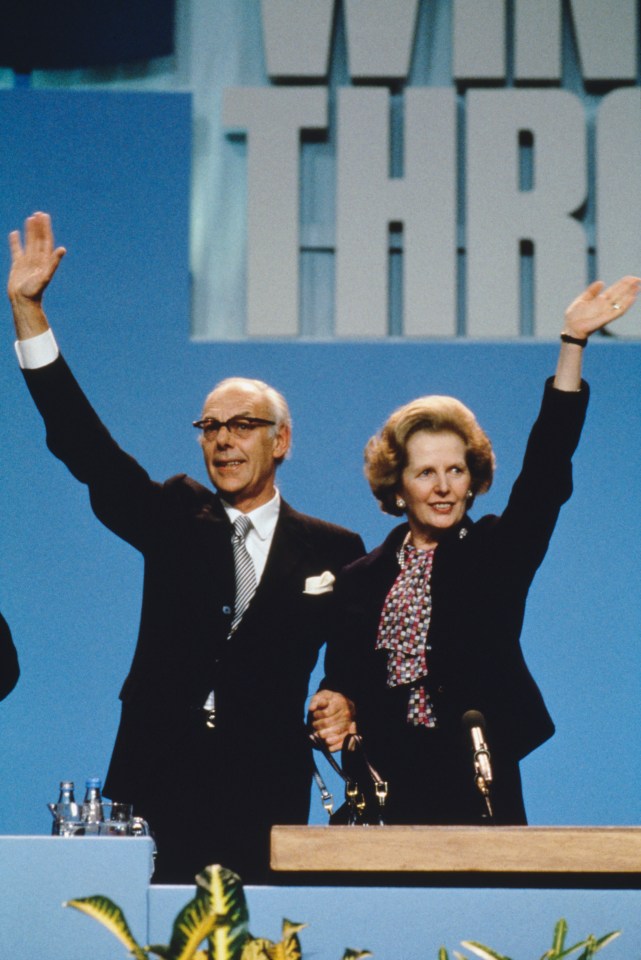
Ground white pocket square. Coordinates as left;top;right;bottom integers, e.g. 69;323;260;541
303;571;335;595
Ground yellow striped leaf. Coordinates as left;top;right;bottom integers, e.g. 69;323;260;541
163;896;225;960
64;895;148;960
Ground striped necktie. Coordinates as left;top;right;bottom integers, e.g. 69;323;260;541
230;514;257;634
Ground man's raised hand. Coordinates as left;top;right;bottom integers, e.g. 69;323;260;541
8;212;66;339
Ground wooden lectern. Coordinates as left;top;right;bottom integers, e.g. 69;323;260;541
271;826;641;887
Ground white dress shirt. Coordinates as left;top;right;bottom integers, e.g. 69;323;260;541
220;491;280;583
203;494;281;712
14;327;59;369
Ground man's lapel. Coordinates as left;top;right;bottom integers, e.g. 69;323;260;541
251;500;309;600
193;493;236;599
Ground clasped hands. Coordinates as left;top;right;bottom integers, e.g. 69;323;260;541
308;688;356;753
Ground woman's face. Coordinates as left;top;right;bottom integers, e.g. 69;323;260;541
398;429;472;547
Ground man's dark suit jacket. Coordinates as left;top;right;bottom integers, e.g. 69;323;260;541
23;355;364;882
324;379;589;825
0;613;19;701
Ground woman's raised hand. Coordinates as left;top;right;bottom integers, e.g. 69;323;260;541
563;275;641;340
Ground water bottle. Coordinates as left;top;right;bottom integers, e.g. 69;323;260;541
50;780;80;835
81;777;105;829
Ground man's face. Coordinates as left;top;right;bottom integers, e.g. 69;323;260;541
199;383;290;512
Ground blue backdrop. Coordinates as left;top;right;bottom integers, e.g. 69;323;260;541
0;90;639;837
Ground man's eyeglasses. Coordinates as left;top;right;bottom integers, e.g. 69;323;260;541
192;416;276;440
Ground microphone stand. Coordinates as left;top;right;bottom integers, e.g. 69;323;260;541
462;709;495;824
472;746;494;823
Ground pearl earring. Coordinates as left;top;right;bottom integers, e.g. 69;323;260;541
396;497;406;510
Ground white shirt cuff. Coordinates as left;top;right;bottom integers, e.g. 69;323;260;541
14;329;59;369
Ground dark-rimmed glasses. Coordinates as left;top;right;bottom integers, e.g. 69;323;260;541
192;416;276;440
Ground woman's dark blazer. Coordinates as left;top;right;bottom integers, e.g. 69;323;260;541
324;379;589;823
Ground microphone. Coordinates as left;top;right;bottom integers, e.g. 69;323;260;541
462;709;494;821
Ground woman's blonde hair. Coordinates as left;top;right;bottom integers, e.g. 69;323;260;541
364;395;495;516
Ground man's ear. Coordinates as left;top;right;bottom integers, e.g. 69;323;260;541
273;423;291;461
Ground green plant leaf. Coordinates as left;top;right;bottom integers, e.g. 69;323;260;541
239;919;307;960
533;920;621;960
438;949;450;960
277;918;306;960
64;895;148;960
593;932;621;951
576;935;599;960
241;936;274;960
147;945;173;959
281;919;306;940
342;950;372;960
196;865;249;921
165;896;225;960
550;919;569;959
573;932;620;960
552;940;590;960
194;864;250;960
461;941;512;960
461;922;620;960
544;935;594;960
162;952;208;960
263;937;297;960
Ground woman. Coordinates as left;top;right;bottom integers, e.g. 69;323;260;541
319;276;640;825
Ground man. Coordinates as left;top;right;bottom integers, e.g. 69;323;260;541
8;212;363;883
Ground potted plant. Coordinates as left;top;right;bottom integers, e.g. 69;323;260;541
65;867;620;960
64;863;371;960
442;918;619;960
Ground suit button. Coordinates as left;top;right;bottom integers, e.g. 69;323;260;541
222;605;232;615
437;685;445;694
